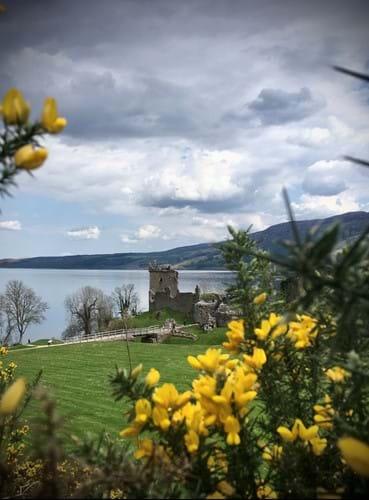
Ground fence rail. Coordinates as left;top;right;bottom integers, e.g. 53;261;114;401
64;325;167;344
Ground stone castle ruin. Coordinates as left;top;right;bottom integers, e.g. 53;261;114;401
148;262;239;327
148;262;200;316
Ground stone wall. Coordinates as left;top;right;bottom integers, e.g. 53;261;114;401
149;289;197;316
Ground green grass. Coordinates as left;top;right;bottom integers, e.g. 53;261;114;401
5;340;214;448
163;326;228;345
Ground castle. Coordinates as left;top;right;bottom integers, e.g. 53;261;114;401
148;262;200;317
148;262;239;327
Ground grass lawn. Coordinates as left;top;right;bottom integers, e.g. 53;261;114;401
5;340;221;449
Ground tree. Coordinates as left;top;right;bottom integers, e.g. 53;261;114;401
0;280;48;344
111;284;139;318
0;295;14;345
64;286;113;338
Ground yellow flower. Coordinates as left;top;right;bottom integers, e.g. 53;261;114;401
277;425;297;443
223;320;245;353
145;367;160;386
310;436;327;456
254;292;267;305
119;425;140;438
296;419;319;441
254;319;271;341
338;437;369;477
217;481;235;496
0;378;26;415
262;445;283;461
243;347;267;372
152;406;171;431
326;366;347;383
130;363;143;379
153;383;190;410
257;484;278;499
15;145;48;170
134;439;153;460
184;429;199;453
188;348;229;373
134;398;151;425
41;97;67;134
224;415;241;445
1;88;30;125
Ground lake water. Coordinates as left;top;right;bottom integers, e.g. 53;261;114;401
0;268;234;341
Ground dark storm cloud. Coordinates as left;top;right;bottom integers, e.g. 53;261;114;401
247;87;322;126
1;0;368;145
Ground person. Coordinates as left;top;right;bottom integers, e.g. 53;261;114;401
28;339;31;344
47;339;52;346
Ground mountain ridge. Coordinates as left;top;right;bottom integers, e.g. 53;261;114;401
0;211;368;270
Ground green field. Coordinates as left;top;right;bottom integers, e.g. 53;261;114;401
5;335;226;448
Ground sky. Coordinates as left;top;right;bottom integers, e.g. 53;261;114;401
0;0;368;258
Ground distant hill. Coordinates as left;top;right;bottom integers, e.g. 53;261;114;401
0;211;368;270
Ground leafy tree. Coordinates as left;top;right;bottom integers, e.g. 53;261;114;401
0;280;48;344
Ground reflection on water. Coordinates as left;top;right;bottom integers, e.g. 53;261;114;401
0;268;234;341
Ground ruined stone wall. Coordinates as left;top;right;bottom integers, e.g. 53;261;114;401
149;290;196;316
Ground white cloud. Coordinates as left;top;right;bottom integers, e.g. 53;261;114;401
0;220;22;231
303;160;348;196
67;226;101;240
120;234;138;244
137;224;161;239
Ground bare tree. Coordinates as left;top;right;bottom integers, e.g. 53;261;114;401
0;296;14;345
111;284;139;318
0;280;48;344
64;286;113;337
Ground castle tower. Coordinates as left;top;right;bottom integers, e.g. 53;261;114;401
149;262;179;309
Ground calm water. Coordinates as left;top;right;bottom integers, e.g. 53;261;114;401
0;268;234;341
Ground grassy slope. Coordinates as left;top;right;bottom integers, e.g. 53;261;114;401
5;340;222;447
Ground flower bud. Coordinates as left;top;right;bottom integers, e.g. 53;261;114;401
15;145;48;170
0;378;26;415
2;88;30;125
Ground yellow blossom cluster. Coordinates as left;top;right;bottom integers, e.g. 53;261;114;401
314;395;334;430
0;88;66;171
224;314;319;354
277;418;327;456
121;346;263;458
325;366;348;383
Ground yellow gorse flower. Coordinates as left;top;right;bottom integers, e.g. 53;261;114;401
338;437;369;477
134;399;151;425
277;418;325;456
0;377;26;415
41;97;67;134
1;88;30;125
14;145;48;170
243;347;267;372
188;348;229;373
145;368;160;386
184;429;199;453
253;292;267;305
254;313;286;342
134;438;153;460
288;314;318;349
223;319;245;353
130;363;143;379
326;366;347;383
224;415;241;445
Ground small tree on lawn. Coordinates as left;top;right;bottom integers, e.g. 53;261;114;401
64;286;113;337
0;280;48;344
111;284;139;318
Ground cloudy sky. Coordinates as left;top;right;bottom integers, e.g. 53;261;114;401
0;0;368;258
